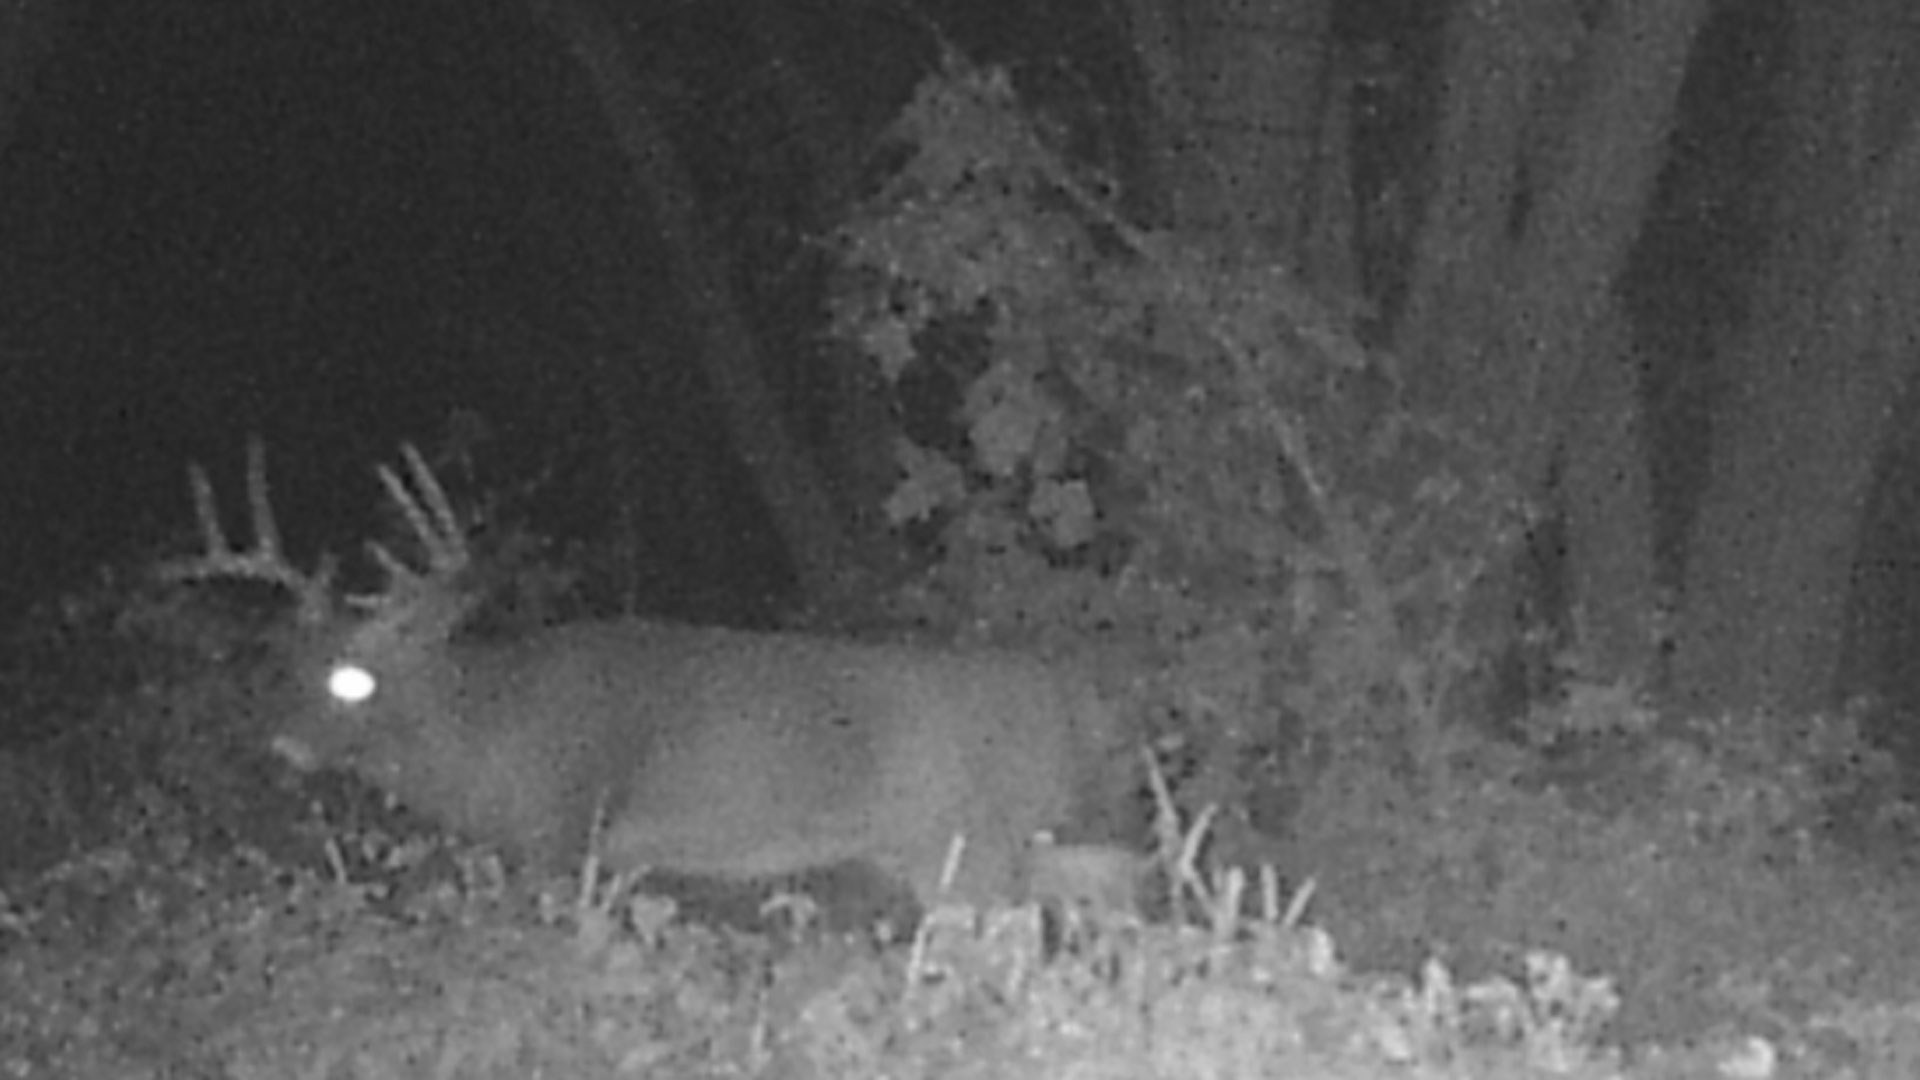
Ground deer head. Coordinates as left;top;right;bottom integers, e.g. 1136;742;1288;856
163;441;473;769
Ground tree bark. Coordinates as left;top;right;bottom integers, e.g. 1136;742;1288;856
528;0;867;610
735;1;908;587
1402;0;1708;500
1561;299;1658;685
1670;109;1920;718
1392;0;1708;699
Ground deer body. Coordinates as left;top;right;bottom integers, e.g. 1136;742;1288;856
169;443;1134;908
278;618;1133;906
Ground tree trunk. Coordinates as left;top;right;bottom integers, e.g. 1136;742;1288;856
736;1;910;590
1561;299;1658;686
1392;0;1707;701
1670;110;1920;718
528;0;868;611
1403;0;1708;498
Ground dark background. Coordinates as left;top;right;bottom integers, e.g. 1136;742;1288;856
0;0;977;621
9;0;1920;743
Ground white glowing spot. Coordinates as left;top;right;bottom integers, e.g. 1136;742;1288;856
327;664;378;706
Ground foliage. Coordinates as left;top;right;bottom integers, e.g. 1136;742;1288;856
830;61;1525;843
8;780;1920;1077
0;561;323;882
1283;683;1920;1045
825;66;1920;1058
0;562;268;745
2;818;1643;1079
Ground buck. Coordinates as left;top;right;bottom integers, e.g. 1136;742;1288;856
166;443;1138;908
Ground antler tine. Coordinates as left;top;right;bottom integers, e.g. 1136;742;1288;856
242;437;286;562
369;442;469;582
163;438;335;623
185;461;236;562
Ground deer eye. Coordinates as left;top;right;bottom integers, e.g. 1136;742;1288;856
327;663;378;706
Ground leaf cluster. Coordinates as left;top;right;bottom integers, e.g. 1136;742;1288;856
829;62;1520;814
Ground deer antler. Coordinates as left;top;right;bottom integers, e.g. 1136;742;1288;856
161;438;336;625
364;443;470;589
341;443;477;649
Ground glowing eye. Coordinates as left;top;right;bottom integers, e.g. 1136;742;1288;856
327;664;378;706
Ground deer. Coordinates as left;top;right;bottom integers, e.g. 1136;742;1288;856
164;442;1141;911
